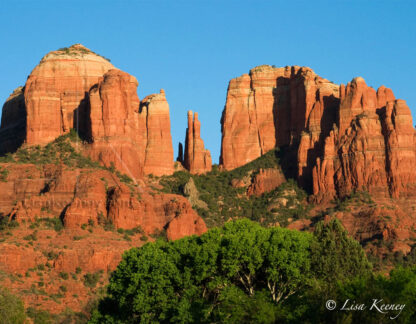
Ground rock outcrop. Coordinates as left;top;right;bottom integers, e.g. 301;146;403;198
2;162;206;240
313;78;416;201
139;90;175;176
0;87;26;154
86;69;144;179
247;168;286;196
183;111;212;174
24;44;114;144
220;65;339;176
220;65;416;201
0;45;175;178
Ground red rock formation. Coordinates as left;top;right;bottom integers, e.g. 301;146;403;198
62;173;108;228
86;71;174;178
24;44;114;144
1;45;175;178
140;90;175;176
86;69;144;179
107;183;207;239
0;87;26;154
313;77;416;201
183;111;212;174
220;65;339;174
221;65;416;201
166;211;207;241
381;100;416;198
247;168;285;196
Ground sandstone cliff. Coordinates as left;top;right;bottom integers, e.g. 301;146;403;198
0;45;175;178
182;111;212;174
220;65;416;201
24;44;114;144
220;65;340;177
139;90;175;176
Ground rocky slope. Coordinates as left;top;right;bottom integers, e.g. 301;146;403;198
0;136;206;315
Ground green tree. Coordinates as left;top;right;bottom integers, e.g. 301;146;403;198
89;219;313;323
311;219;371;282
0;286;26;324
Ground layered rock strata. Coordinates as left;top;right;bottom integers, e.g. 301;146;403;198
220;65;416;200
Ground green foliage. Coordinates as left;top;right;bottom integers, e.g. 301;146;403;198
59;272;69;280
0;166;9;182
0;132;103;169
324;267;416;323
160;149;308;228
0;286;26;324
84;272;102;288
23;231;38;241
311;219;372;283
30;217;64;232
97;212;114;231
332;190;375;212
89;219;312;323
57;45;111;62
0;213;18;231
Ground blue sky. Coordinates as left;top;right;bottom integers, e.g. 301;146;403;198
1;0;415;163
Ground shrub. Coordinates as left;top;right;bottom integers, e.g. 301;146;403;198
83;272;101;288
0;286;26;324
59;272;69;280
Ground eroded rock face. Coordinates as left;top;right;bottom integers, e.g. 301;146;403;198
24;44;114;144
247;168;285;196
106;184;207;238
85;71;174;178
86;69;144;179
220;65;416;201
1;45;175;178
140;90;175;176
313;78;416;201
183;111;212;174
0;87;26;154
220;65;339;175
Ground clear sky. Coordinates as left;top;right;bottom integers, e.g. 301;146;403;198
1;0;415;163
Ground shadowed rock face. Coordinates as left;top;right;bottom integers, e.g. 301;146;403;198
0;87;26;154
220;65;339;189
220;65;416;201
183;111;212;174
313;78;416;201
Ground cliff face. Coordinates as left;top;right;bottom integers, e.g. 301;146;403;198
86;69;143;179
313;78;416;201
87;71;174;177
0;87;26;154
220;65;339;180
182;111;212;174
220;65;416;200
24;44;114;144
0;45;175;178
139;90;175;176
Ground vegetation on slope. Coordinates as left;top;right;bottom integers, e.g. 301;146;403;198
160;148;310;227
